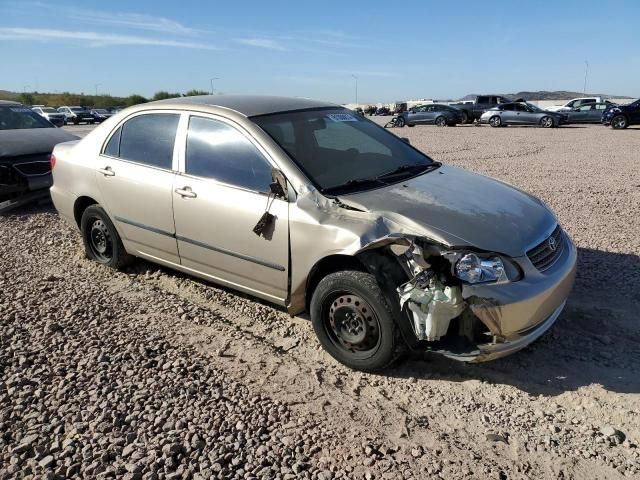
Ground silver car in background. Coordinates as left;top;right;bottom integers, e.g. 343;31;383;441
480;102;568;128
50;95;576;371
32;106;66;127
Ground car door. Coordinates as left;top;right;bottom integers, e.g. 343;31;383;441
408;106;426;124
630;101;640;123
592;104;607;123
96;111;181;264
172;114;289;303
572;104;593;123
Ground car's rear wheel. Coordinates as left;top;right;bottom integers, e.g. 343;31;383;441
540;116;555;128
489;116;502;127
81;205;133;269
310;270;401;372
435;116;447;127
396;116;405;127
611;115;628;129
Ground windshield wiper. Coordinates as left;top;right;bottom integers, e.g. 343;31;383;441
322;162;441;195
375;162;440;180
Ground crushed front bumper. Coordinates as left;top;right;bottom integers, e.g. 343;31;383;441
447;231;577;362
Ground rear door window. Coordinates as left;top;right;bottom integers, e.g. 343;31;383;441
185;116;273;193
477;96;490;104
116;113;179;169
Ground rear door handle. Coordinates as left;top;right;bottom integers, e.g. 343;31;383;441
175;186;197;198
98;166;115;176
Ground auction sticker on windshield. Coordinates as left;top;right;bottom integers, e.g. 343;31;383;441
326;113;358;122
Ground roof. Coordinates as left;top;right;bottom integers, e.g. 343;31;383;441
0;100;22;106
149;95;337;117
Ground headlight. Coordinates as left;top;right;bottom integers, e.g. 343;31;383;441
455;253;507;284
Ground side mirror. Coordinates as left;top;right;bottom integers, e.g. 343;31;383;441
409;109;415;114
401;137;410;144
270;168;288;198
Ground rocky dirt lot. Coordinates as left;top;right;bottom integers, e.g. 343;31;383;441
1;123;639;479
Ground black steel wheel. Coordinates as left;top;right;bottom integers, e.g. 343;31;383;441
80;205;133;269
310;270;401;371
540;116;555;128
611;115;628;129
489;115;502;127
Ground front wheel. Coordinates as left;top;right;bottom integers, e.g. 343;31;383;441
460;111;469;124
435;116;447;127
80;205;133;269
611;115;628;129
489;116;502;127
310;271;402;372
540;116;555;128
395;116;405;127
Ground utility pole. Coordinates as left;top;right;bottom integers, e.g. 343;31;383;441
351;74;358;108
210;77;220;95
95;83;102;96
22;85;31;93
583;60;589;95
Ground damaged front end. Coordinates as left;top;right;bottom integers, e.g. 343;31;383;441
362;234;575;362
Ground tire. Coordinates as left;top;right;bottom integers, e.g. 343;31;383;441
540;116;554;128
460;111;469;124
395;116;405;127
489;115;502;127
310;270;401;372
73;118;79;125
80;205;133;269
611;115;628;129
435;116;447;127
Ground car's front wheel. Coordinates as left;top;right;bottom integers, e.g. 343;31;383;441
540;116;555;128
395;116;405;127
80;205;133;269
460;111;469;124
611;114;628;129
310;270;401;371
489;115;502;127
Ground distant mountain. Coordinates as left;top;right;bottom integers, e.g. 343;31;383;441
459;91;633;101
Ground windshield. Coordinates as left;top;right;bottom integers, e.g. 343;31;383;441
252;108;435;194
0;106;54;130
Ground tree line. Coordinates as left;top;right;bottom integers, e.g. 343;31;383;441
0;90;211;108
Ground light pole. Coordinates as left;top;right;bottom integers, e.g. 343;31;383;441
583;60;589;95
22;85;31;93
351;74;358;108
95;83;102;96
210;77;219;95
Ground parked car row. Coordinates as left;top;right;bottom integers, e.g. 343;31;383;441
383;96;640;130
30;105;117;126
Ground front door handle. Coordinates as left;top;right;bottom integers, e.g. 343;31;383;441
98;166;115;176
175;186;197;198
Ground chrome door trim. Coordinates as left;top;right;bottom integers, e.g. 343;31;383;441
114;216;175;238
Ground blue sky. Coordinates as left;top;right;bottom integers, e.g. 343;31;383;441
1;0;638;103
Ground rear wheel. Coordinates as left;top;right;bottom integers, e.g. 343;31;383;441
80;205;133;269
460;111;469;124
611;115;628;129
310;270;402;371
489;116;502;127
435;116;447;127
540;116;555;128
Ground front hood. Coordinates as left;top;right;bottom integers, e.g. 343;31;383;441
0;128;79;158
340;165;556;257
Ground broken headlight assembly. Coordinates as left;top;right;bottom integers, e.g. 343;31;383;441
452;252;521;284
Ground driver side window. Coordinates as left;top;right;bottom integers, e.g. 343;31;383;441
185;116;273;193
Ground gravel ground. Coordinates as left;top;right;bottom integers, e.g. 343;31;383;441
1;122;639;479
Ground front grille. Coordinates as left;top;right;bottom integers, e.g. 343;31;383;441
13;161;51;176
527;225;565;272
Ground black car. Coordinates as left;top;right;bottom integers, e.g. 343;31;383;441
89;108;113;123
374;106;390;116
451;95;513;123
0;101;77;206
396;104;463;127
602;99;640;129
565;103;612;124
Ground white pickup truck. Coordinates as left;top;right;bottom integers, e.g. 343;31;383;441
546;97;604;112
